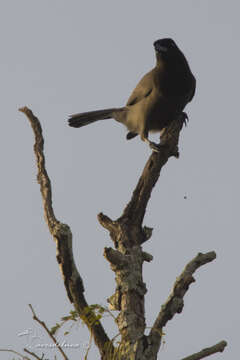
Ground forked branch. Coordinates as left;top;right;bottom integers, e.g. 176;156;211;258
19;107;227;359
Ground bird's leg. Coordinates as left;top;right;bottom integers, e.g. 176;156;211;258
140;128;161;152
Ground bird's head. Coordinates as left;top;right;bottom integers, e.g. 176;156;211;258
154;38;177;52
154;38;181;62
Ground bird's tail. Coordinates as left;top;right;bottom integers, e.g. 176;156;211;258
68;108;122;128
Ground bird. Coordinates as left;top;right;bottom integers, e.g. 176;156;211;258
68;38;196;151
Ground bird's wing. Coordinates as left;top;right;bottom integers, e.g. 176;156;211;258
126;69;154;106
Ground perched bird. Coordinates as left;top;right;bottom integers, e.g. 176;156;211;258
68;38;196;151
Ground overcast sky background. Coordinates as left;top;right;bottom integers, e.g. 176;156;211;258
0;1;239;359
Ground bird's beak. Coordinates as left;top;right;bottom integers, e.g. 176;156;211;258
155;45;168;53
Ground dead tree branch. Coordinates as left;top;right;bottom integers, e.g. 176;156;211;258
97;114;196;358
120;114;184;226
20;107;227;359
19;107;113;358
181;340;227;360
150;252;216;346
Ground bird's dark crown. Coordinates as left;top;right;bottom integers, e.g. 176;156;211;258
154;38;177;53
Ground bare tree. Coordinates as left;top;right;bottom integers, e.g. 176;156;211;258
2;107;226;359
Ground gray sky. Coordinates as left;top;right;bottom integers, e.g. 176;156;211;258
0;1;239;359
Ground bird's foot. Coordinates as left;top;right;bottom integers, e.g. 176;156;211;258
181;112;189;126
145;139;162;152
149;141;162;152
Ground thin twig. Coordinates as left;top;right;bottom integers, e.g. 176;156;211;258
24;348;43;360
28;304;69;360
181;340;227;360
0;348;31;360
84;330;93;360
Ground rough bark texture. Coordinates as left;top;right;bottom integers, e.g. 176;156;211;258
20;107;227;360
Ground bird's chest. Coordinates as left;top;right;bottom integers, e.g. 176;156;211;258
145;77;191;133
155;68;192;98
